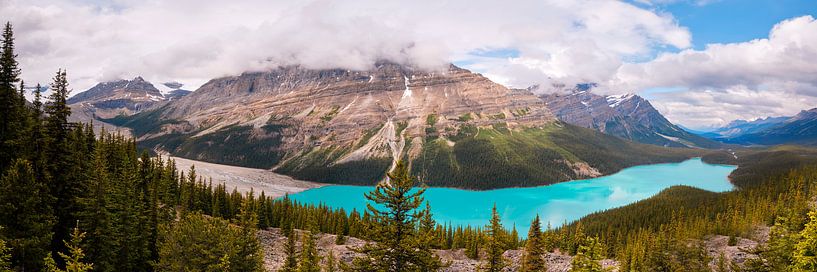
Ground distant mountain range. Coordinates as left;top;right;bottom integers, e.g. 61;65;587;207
67;76;191;119
67;76;191;136
695;109;817;146
540;89;720;148
100;63;700;189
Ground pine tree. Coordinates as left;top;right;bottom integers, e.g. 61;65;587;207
794;210;817;270
483;204;506;272
0;159;55;271
43;69;78;258
0;230;11;272
522;215;546;271
76;144;117;272
352;161;442;271
297;230;320;272
235;196;264;272
571;236;605;272
156;213;263;271
46;226;93;272
29;84;49;182
281;230;298;272
716;252;728;272
415;202;444;270
325;250;338;272
0;22;22;172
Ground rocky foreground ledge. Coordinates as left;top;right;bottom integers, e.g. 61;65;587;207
257;228;618;272
257;226;770;272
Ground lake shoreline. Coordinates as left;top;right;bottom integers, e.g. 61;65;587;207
291;158;737;236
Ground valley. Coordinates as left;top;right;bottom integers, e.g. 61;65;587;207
2;4;817;271
167;155;322;198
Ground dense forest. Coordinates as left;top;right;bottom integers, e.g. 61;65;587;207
2;21;817;272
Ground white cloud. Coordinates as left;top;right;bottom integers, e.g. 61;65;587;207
10;0;809;129
613;16;817;127
0;0;689;95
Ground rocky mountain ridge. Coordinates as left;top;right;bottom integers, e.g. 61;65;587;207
68;76;191;119
113;63;701;189
540;89;719;148
703;116;790;139
722;108;817;146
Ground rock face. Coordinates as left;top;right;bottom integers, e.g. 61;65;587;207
67;77;192;137
541;89;719;148
117;63;697;188
158;63;553;154
67;76;193;137
68;77;171;118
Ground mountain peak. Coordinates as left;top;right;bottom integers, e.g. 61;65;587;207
541;90;719;148
67;76;189;119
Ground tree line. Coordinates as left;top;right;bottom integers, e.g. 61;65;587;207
2;19;816;271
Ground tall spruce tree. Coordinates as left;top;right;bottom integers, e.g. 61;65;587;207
522;215;546;271
235;196;263;272
352;161;442;271
280;230;298;272
484;204;506;272
0;159;55;271
43;69;78;258
29;84;49;182
416;202;444;270
0;22;22;172
76;143;117;272
297;230;320;272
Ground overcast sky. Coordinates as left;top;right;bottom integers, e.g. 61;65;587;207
1;0;816;129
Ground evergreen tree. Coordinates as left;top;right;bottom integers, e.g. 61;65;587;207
43;69;78;258
155;213;263;271
46;226;93;272
281;231;298;272
0;230;11;272
352;161;442;271
415;202;444;270
76;144;117;272
794;210;817;270
715;252;728;272
0;159;55;271
0;22;22;172
325;250;338;272
483;204;506;272
570;236;605;272
29;84;49;183
522;215;546;271
235;196;264;272
297;230;320;272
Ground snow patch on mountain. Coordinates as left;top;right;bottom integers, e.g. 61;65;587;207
606;93;633;108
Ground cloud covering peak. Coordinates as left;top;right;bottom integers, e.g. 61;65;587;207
2;0;688;91
4;0;815;128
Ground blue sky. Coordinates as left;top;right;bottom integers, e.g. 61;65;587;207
645;0;817;49
466;1;817;60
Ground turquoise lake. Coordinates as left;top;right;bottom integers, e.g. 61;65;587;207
290;158;736;235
